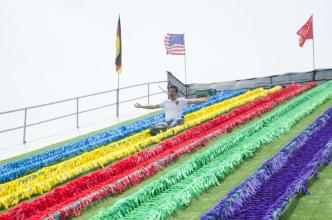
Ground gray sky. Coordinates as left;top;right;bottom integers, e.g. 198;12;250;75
1;0;331;111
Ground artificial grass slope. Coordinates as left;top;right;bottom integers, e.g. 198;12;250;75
100;83;328;219
77;99;332;220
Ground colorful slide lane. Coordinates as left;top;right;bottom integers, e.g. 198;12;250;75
0;86;285;219
91;81;331;220
201;107;332;220
0;90;253;209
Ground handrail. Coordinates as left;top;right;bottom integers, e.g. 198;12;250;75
0;81;167;114
0;80;168;144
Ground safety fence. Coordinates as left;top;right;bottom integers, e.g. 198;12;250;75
168;68;332;98
1;68;331;145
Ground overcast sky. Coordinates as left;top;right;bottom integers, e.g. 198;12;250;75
1;0;331;111
0;0;331;150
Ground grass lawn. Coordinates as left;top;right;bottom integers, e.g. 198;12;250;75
283;153;332;220
77;99;332;220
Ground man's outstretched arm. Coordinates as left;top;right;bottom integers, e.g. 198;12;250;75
134;102;161;109
187;97;209;105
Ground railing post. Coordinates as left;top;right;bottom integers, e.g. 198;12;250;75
76;98;79;128
313;70;317;82
23;108;27;144
185;85;189;98
147;83;150;105
116;89;119;117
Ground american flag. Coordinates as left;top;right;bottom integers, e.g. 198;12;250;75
164;33;186;55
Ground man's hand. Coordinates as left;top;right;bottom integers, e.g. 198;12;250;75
134;102;143;108
134;103;160;109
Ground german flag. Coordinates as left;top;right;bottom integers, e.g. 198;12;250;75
115;16;122;74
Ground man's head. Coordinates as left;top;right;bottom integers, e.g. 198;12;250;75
169;85;178;100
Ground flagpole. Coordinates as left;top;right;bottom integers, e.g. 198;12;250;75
311;15;316;71
312;39;316;71
115;14;121;118
183;33;188;84
116;73;120;117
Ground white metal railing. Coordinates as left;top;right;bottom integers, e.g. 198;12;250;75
0;81;168;144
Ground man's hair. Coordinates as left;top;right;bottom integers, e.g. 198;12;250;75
169;85;178;93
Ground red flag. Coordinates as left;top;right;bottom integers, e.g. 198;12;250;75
297;15;313;47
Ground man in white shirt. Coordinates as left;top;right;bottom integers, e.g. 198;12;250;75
134;85;209;130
